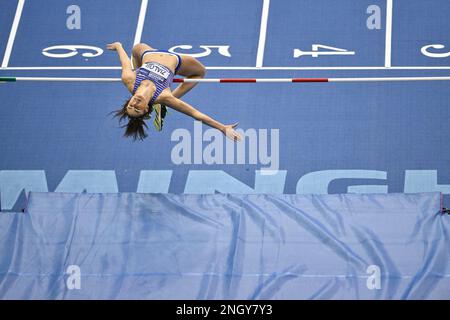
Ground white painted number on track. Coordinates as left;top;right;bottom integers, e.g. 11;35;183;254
293;44;355;59
169;45;231;58
421;44;450;58
42;45;103;58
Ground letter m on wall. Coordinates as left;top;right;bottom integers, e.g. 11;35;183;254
0;171;48;210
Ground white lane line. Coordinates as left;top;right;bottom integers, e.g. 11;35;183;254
207;66;450;70
133;0;148;45
2;0;25;68
0;66;121;70
7;76;450;82
130;0;148;67
385;0;393;68
256;0;270;68
206;66;450;71
3;66;450;71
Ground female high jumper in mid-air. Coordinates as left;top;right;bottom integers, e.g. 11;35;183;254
107;42;242;141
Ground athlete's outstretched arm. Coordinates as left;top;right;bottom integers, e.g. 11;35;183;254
161;95;241;141
171;74;203;99
107;42;134;90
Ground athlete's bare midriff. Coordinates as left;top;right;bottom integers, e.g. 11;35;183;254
141;52;178;73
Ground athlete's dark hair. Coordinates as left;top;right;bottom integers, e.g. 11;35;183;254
110;98;152;141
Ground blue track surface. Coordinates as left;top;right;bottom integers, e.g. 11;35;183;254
0;0;450;300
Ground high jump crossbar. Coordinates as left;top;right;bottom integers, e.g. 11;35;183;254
1;76;450;83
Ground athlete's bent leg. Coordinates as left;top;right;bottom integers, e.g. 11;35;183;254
131;43;153;69
172;55;206;99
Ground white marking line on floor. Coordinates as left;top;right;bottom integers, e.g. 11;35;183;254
3;66;450;71
385;0;393;68
256;0;271;68
2;0;25;68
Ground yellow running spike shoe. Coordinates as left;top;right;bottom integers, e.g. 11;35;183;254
153;104;168;131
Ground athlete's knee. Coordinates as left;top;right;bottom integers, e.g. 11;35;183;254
132;43;151;58
132;43;147;56
198;64;206;78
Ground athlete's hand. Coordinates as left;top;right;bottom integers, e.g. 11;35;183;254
106;42;123;51
222;123;242;142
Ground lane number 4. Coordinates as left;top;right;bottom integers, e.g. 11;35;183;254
293;44;355;58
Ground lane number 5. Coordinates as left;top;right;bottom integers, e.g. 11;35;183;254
169;45;231;58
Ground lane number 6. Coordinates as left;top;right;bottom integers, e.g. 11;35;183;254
42;45;103;58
